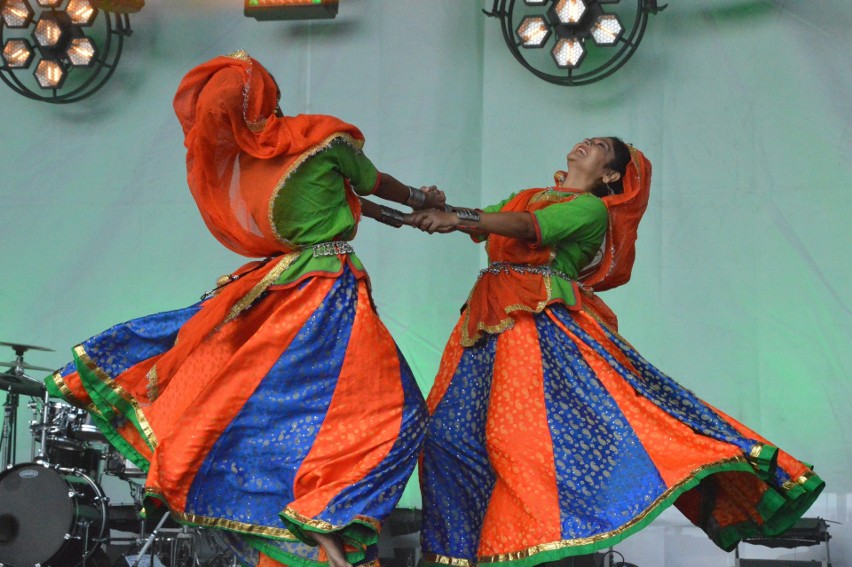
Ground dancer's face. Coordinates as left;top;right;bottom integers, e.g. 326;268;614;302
566;138;618;180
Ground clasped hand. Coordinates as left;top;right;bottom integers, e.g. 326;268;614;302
409;209;459;234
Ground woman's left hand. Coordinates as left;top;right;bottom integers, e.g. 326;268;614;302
410;209;458;234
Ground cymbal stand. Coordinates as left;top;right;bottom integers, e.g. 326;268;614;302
1;347;33;468
0;389;18;468
1;342;53;468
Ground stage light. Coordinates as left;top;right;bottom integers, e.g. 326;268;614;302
2;38;33;68
66;36;95;66
1;0;34;29
591;13;623;45
67;0;97;26
33;12;63;47
34;57;64;88
245;0;339;21
0;0;135;102
552;37;584;68
485;0;666;86
517;16;551;48
553;0;586;25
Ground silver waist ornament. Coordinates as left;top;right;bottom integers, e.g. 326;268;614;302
479;262;571;282
310;241;354;257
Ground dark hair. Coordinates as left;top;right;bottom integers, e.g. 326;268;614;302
591;137;631;198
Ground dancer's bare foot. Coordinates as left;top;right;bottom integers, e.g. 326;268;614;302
312;531;353;567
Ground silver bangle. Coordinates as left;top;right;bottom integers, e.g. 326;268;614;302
377;205;407;228
452;207;480;224
406;185;427;209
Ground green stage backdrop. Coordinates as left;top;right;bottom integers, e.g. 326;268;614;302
0;1;849;564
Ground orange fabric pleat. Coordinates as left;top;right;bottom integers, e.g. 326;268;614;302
290;283;404;517
554;310;743;486
145;276;335;510
478;316;561;556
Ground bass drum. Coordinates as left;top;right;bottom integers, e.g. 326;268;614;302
0;463;108;567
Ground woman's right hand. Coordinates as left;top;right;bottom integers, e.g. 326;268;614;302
419;185;447;210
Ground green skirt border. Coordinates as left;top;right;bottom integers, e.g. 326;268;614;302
423;457;825;567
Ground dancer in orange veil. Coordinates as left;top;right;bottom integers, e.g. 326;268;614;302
47;51;440;567
411;138;824;566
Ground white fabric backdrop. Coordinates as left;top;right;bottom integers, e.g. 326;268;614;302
0;1;848;565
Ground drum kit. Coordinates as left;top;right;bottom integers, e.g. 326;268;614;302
0;341;237;567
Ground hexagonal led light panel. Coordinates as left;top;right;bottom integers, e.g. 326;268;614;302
33;13;65;47
516;16;551;48
34;58;66;89
67;0;98;26
0;0;136;102
591;13;623;45
551;37;585;68
1;0;35;28
2;38;35;69
553;0;586;25
66;36;96;66
486;0;664;86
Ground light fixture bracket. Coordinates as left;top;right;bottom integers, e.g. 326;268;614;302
485;0;664;86
0;0;133;103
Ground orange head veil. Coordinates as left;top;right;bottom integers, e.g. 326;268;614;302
144;53;364;398
173;51;363;257
574;145;653;292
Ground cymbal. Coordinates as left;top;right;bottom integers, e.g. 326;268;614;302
0;372;45;397
0;361;54;372
0;341;55;353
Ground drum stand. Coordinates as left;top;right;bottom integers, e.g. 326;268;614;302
131;512;171;567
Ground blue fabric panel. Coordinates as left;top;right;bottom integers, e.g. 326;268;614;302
316;346;428;526
535;313;666;539
185;271;357;528
79;304;203;377
420;338;498;561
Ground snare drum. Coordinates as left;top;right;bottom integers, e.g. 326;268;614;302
0;463;108;567
34;401;86;449
71;413;108;444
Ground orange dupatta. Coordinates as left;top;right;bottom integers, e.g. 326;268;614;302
146;52;365;398
572;146;653;329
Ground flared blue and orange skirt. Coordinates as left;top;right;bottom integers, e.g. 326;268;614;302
47;266;428;567
420;304;824;567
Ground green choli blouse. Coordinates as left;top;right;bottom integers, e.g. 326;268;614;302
270;138;379;286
